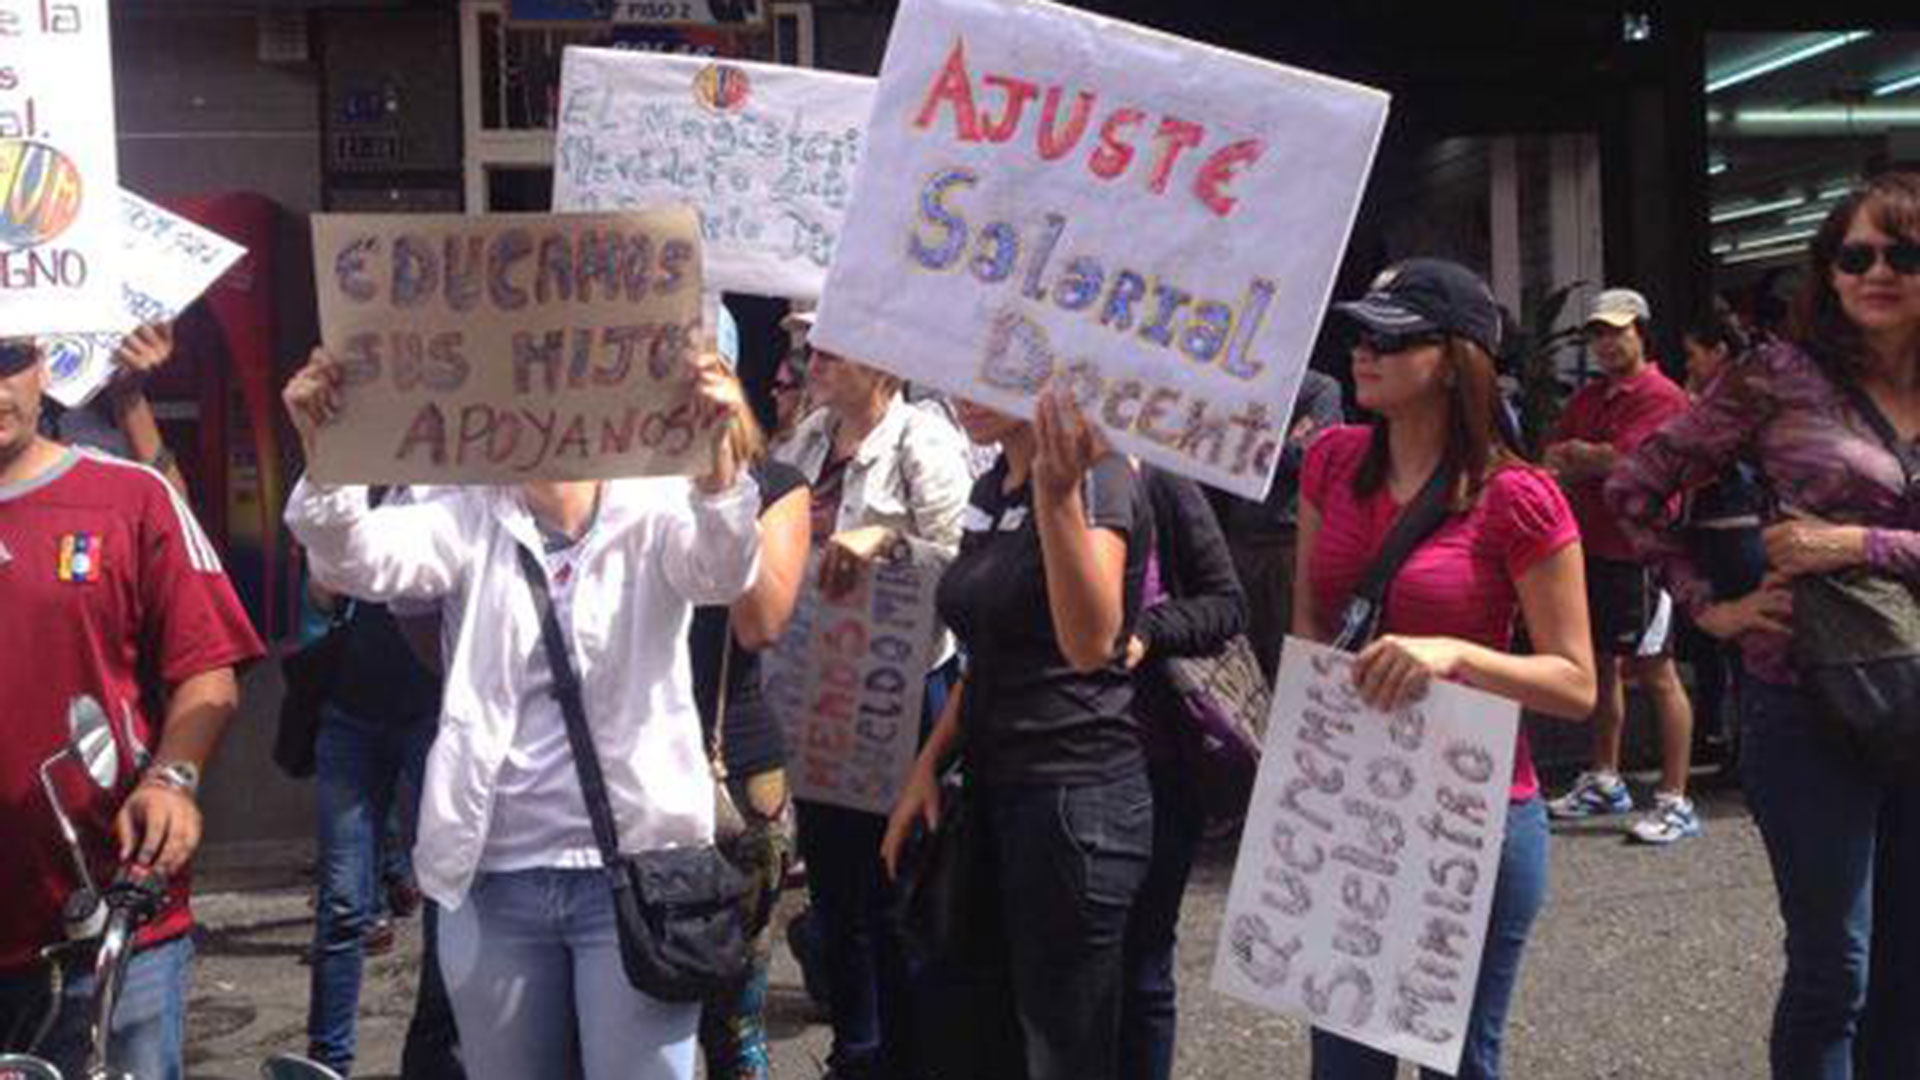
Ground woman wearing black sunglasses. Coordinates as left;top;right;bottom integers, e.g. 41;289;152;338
1609;171;1920;1079
1296;259;1596;1080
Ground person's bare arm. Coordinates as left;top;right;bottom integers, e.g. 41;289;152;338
881;676;966;877
1292;500;1323;640
1031;392;1128;672
114;667;238;876
110;324;188;496
732;486;811;651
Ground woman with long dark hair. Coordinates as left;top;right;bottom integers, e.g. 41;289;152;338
1297;259;1596;1080
1609;172;1920;1079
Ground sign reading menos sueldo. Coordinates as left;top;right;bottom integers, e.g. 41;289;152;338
0;0;124;337
810;0;1388;499
309;209;712;485
553;48;873;300
761;553;944;816
1212;638;1518;1076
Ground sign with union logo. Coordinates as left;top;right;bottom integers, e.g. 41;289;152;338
552;48;874;300
0;0;125;337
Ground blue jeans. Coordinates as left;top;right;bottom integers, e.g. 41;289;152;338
1741;677;1920;1080
437;868;699;1080
307;702;436;1074
981;769;1154;1080
1118;754;1206;1080
0;934;192;1080
795;800;918;1079
1311;798;1550;1080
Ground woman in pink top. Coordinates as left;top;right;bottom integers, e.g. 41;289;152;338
1294;259;1597;1080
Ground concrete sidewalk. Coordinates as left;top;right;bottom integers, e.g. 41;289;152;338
184;779;1780;1079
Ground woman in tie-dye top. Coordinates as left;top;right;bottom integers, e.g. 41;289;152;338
1606;172;1920;1080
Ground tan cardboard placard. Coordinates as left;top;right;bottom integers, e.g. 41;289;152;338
310;209;710;484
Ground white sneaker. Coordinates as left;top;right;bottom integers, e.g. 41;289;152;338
1547;770;1633;819
1628;793;1702;845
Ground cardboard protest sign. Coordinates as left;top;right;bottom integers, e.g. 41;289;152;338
43;190;249;408
309;209;710;484
810;0;1387;499
762;552;944;815
553;48;873;300
0;0;124;337
1212;637;1517;1076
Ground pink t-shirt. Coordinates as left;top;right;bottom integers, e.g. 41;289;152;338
1301;426;1581;802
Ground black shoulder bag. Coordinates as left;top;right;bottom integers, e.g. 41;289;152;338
1331;462;1460;652
1790;385;1920;782
515;544;750;1002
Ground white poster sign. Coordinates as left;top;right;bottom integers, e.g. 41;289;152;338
762;552;943;815
0;0;123;337
553;48;874;300
1211;637;1518;1076
43;190;249;408
810;0;1387;499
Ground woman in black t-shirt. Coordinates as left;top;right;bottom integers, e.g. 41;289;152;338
882;390;1155;1080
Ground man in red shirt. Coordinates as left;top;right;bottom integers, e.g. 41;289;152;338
1543;288;1701;845
0;337;263;1079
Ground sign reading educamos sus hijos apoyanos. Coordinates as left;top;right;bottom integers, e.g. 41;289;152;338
811;0;1389;500
308;209;712;486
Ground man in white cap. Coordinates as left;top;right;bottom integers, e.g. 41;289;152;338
1543;288;1701;844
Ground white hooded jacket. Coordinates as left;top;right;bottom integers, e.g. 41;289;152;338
284;475;761;910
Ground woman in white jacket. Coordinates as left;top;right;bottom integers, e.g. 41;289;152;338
772;314;972;1079
282;347;760;1080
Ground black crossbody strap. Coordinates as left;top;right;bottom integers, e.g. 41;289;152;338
1332;462;1458;652
1840;383;1920;486
515;543;624;866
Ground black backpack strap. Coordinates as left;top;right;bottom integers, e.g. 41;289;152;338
1331;462;1458;652
515;543;624;867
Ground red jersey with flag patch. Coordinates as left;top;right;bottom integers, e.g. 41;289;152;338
0;448;263;972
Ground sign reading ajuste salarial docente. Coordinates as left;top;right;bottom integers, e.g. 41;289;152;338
1211;638;1518;1075
810;0;1388;499
553;48;873;300
0;0;124;337
309;209;711;485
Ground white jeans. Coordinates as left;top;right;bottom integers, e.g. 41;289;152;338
438;868;698;1080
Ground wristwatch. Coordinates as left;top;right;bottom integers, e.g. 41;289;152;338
143;761;201;799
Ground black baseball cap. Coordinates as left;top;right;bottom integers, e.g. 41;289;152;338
0;338;39;377
1335;258;1503;357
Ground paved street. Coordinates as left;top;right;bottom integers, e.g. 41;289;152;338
185;776;1780;1079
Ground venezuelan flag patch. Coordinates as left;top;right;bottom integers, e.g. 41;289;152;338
58;533;100;583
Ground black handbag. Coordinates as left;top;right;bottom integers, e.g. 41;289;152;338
274;608;351;779
1790;384;1920;782
892;766;977;965
516;544;750;1002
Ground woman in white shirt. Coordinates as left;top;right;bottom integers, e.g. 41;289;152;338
771;313;973;1079
282;347;760;1080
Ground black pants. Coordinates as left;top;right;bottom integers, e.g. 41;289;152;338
948;770;1153;1080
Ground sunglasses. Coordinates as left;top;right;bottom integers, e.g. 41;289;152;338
1834;242;1920;277
1356;329;1447;356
